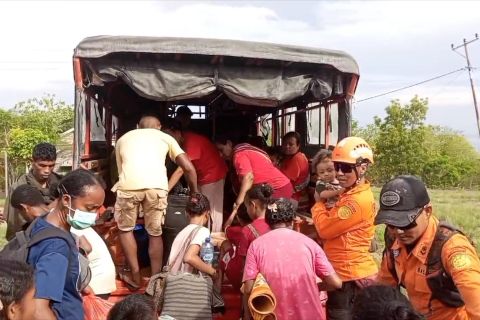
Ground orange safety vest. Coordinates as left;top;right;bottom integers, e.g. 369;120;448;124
378;216;480;320
311;181;378;281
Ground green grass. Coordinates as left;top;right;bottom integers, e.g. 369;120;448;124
372;188;480;258
0;189;479;252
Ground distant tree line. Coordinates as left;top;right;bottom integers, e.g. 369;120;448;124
1;94;478;193
354;96;480;189
0;94;74;190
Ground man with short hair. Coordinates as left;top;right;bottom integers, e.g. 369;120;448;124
10;184;49;226
164;120;228;232
175;105;193;130
376;175;480;320
113;114;198;288
2;142;61;240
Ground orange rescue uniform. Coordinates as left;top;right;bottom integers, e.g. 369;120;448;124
311;181;378;281
378;216;480;320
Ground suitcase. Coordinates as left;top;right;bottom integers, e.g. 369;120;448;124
162;194;189;265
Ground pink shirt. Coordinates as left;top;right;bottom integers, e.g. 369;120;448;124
237;218;271;257
243;228;334;320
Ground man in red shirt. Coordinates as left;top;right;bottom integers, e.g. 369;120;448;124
165;122;228;232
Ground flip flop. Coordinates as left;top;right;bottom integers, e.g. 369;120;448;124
118;271;141;291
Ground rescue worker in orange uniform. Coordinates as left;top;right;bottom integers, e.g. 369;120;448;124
376;175;480;320
311;137;378;320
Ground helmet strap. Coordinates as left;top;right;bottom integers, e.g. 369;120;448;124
355;163;369;184
355;167;362;185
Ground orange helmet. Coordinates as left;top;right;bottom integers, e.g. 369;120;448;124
332;137;374;165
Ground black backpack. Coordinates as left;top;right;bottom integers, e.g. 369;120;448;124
0;217;76;263
384;222;467;308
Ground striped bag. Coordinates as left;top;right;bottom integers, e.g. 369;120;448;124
159;226;213;320
161;272;213;320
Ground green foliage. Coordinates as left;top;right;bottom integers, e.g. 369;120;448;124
351;120;379;147
13;94;74;141
7;128;51;162
0;95;73;188
423;126;480;188
355;96;480;188
369;96;429;183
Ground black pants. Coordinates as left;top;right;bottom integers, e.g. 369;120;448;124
326;281;359;320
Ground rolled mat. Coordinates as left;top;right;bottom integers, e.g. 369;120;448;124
248;273;277;320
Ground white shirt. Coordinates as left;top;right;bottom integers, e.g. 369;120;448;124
71;227;117;295
168;224;210;273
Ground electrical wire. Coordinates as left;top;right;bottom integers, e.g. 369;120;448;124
355;68;467;103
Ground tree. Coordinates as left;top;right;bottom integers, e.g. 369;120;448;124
354;95;480;188
352;120;379;146
7;128;51;176
13;94;74;141
0;95;74;188
371;96;429;183
422;126;480;188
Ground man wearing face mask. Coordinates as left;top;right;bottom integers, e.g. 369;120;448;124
2;142;62;240
26;169;105;320
112;114;198;288
311;137;378;320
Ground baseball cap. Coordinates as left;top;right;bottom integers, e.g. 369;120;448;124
374;175;430;227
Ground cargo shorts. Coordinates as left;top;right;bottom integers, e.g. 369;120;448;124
114;189;168;236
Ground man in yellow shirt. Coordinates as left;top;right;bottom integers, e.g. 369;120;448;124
113;114;198;288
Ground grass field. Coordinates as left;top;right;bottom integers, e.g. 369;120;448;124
0;188;479;252
372;188;480;257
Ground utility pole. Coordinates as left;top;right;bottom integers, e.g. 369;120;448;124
452;34;480;137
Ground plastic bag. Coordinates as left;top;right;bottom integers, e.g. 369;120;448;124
83;293;114;320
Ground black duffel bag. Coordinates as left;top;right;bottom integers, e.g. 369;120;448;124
162;194;189;265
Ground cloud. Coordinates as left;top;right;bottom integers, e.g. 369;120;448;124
0;0;479;148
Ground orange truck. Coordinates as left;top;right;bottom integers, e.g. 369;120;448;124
72;36;360;318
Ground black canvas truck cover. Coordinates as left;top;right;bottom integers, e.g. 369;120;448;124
73;36;359;108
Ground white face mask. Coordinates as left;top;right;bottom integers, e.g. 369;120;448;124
66;196;97;230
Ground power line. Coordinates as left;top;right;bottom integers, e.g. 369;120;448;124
355;68;467;103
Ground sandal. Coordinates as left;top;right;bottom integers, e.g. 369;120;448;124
118;271;141;291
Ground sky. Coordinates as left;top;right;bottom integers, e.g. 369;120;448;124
1;0;479;149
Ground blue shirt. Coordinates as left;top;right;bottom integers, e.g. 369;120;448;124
27;218;83;320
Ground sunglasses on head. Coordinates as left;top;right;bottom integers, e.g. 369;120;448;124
334;162;357;173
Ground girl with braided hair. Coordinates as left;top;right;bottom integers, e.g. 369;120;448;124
243;198;342;320
167;192;216;277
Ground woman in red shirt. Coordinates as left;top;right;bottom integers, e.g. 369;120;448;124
215;137;292;227
280;131;310;211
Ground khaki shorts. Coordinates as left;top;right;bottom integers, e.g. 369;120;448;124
114;189;168;236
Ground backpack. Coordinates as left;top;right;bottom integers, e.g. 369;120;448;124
0;217;93;291
384;221;466;308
